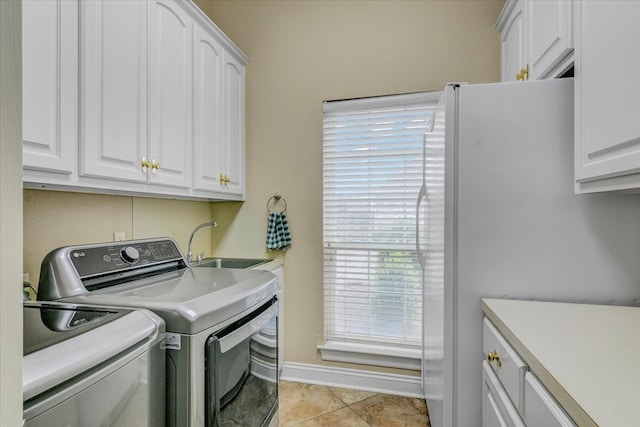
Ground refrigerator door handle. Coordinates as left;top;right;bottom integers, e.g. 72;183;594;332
415;183;426;270
425;115;434;133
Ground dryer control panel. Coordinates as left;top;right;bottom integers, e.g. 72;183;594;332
68;239;184;279
37;238;188;299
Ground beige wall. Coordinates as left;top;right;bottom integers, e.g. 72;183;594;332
201;0;504;373
23;190;213;286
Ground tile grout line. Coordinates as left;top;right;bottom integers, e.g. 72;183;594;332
278;382;429;427
325;385;375;426
289;405;368;427
346;404;372;426
283;384;348;427
285;385;370;427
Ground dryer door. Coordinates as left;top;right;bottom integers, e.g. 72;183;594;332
205;298;278;427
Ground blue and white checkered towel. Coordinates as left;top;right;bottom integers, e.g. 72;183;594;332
266;211;292;251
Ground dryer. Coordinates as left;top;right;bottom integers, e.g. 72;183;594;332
37;237;279;427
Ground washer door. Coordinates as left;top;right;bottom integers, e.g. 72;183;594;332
205;298;278;427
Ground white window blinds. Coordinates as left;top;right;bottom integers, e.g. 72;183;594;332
323;92;439;347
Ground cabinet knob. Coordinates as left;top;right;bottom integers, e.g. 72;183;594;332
219;174;231;186
516;65;529;81
151;159;160;174
141;157;150;173
487;350;502;367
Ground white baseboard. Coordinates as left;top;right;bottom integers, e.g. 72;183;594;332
280;361;425;398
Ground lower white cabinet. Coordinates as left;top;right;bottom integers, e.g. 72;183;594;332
523;372;574;427
483;319;527;414
485;390;509;427
482;361;525;427
482;318;576;427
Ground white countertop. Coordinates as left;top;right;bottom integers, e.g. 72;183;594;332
482;298;640;427
252;258;283;272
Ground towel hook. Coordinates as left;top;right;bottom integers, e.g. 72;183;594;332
267;193;287;213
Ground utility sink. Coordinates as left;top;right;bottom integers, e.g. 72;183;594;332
193;257;271;269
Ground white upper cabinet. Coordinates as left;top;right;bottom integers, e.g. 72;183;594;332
497;0;573;82
148;0;193;189
526;0;573;80
22;0;246;200
193;22;224;194
22;0;78;175
80;0;148;183
82;0;192;189
192;27;245;197
497;0;526;82
574;1;640;193
220;50;246;196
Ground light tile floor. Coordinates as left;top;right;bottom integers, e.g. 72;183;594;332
278;382;430;427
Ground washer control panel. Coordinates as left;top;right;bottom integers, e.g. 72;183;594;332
68;239;184;279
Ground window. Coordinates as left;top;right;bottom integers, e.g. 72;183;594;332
321;92;440;367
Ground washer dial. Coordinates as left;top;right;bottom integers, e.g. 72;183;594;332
120;246;140;264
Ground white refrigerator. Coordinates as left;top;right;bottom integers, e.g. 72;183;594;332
417;78;640;427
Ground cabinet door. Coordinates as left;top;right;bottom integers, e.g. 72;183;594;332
192;23;224;193
484;390;508;427
148;0;193;189
498;0;526;82
575;1;640;192
221;51;246;196
482;361;525;427
80;0;148;183
483;319;527;414
527;0;572;80
22;0;77;175
524;373;576;427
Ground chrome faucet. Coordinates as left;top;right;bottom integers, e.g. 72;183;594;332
187;221;217;265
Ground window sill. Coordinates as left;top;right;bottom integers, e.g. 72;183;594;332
317;340;421;371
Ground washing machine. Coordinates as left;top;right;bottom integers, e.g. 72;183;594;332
23;301;165;426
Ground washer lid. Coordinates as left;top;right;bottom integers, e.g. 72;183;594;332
23;302;128;355
23;302;162;401
60;267;278;334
